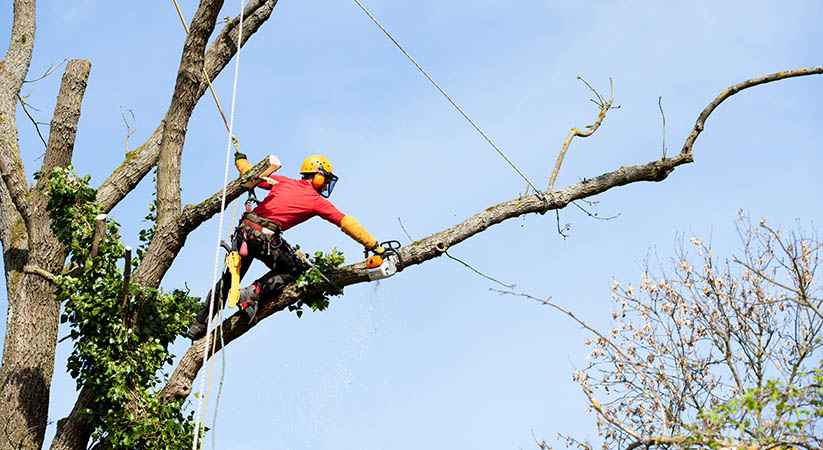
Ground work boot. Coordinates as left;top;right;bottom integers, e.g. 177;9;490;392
185;319;207;340
237;284;261;323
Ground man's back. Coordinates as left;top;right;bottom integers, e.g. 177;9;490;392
253;174;345;231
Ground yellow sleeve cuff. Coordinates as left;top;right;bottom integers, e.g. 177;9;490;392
339;216;377;249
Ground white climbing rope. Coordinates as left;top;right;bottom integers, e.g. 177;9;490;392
351;0;544;195
191;0;246;449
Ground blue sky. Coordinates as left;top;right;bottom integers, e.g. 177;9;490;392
2;1;822;448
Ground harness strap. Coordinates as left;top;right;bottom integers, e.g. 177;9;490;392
242;211;282;232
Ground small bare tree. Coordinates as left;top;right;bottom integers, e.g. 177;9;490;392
514;213;823;450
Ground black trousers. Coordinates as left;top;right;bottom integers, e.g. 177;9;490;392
195;231;305;324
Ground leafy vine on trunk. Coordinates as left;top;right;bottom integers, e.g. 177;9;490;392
45;166;200;449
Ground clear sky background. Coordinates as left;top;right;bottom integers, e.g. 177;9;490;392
1;1;822;449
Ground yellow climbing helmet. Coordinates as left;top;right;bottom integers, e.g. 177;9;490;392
299;155;338;198
300;155;333;175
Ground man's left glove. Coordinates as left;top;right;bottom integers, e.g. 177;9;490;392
235;152;252;175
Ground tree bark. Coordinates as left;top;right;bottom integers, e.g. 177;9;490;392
0;59;91;450
156;0;225;226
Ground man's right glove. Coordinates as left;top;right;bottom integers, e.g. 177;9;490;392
235;151;252;175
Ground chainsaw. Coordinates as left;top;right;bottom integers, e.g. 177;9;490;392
365;240;404;280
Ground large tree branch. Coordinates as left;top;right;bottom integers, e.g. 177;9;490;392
161;152;693;402
156;0;226;227
95;0;278;214
49;387;94;450
0;0;36;226
31;59;91;216
203;0;278;84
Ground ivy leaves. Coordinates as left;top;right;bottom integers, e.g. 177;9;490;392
46;165;199;449
291;248;345;317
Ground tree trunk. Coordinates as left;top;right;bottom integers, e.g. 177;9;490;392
0;59;91;450
0;226;62;449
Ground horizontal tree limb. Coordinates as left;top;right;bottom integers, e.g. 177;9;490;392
161;152;693;402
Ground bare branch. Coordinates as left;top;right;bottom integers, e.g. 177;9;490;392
444;250;516;289
491;288;667;436
18;94;48;148
570;200;620;221
120;106;136;152
23;265;57;282
23;59;67;83
397;217;415;243
548;77;616;192
555;210;570;238
681;66;823;154
658;96;666;159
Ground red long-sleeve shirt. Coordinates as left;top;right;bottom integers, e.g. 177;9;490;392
252;174;345;231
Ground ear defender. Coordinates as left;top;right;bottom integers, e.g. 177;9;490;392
312;173;325;189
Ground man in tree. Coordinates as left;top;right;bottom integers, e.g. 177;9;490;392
186;154;384;340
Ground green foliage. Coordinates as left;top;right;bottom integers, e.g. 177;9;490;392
690;375;822;449
46;166;200;449
291;248;345;317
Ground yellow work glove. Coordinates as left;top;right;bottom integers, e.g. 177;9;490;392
235;152;252;175
339;216;377;250
225;251;243;308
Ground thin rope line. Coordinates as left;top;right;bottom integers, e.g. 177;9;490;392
186;0;246;448
351;0;543;195
202;3;245;447
209;185;240;450
172;0;236;136
211;295;227;450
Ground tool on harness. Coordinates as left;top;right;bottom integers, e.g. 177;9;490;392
244;190;259;212
365;240;403;280
226;212;284;307
226;251;243;308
